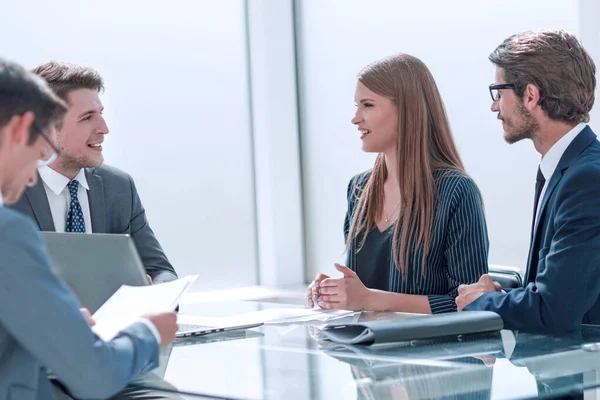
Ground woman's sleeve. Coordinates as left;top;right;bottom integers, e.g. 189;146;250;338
343;177;355;243
427;177;489;313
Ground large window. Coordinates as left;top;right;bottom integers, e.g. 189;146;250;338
295;0;581;279
2;0;258;289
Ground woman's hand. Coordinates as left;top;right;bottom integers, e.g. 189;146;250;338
317;264;372;311
307;273;330;308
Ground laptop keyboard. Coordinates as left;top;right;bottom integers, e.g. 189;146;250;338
177;323;207;332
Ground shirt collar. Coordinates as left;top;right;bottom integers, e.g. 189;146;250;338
539;122;587;181
0;189;3;207
38;167;90;195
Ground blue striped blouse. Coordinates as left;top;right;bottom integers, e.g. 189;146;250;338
344;169;489;313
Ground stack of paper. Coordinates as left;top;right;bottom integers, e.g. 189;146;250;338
92;275;197;341
177;307;356;327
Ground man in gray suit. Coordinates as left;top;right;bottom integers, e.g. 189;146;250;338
0;59;178;399
10;61;177;284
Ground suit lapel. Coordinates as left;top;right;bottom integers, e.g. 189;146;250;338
524;126;597;283
86;169;106;233
525;170;564;283
24;176;55;231
531;171;564;245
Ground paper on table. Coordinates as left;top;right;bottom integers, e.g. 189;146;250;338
177;307;355;327
257;308;356;324
92;275;197;341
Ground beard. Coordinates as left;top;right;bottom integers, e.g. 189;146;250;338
55;152;103;172
501;101;539;144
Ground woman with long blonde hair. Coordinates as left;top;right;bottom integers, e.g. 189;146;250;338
307;54;488;314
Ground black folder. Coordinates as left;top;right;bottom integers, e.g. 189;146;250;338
319;331;505;369
319;311;503;345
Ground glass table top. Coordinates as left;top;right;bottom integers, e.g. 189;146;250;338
129;301;600;399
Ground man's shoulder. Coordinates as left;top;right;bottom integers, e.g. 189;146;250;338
0;207;42;253
86;164;139;196
87;164;134;182
551;140;600;215
564;126;600;169
562;139;600;182
0;206;37;232
576;137;600;165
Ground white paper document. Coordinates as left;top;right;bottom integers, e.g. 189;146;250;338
92;275;197;341
177;307;355;328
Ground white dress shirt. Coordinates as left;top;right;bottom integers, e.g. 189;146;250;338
38;166;93;233
535;122;587;222
0;189;3;207
37;166;162;344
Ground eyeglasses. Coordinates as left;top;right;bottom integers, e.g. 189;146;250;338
489;83;517;102
32;121;61;167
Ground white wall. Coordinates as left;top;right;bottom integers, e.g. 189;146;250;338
296;0;589;280
1;0;258;289
579;0;600;124
2;0;597;289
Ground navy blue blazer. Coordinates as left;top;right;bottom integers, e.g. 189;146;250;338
465;126;600;333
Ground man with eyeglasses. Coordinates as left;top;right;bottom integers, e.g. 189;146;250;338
9;61;177;285
0;59;179;399
455;30;600;334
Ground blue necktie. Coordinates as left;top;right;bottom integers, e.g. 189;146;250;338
66;180;86;233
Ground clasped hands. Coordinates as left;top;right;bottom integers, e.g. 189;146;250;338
306;266;502;312
307;263;372;311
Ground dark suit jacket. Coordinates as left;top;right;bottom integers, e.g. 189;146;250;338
465;126;600;333
10;164;177;284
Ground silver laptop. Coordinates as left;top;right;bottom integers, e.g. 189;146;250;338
43;232;263;337
42;232;149;313
176;321;263;338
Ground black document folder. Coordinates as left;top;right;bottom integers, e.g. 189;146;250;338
319;311;503;345
319;331;505;369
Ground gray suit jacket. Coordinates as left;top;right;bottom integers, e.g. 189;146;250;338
0;206;159;400
10;164;177;284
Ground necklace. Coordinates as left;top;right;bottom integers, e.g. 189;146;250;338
384;201;401;222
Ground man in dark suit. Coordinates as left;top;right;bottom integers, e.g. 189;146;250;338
10;61;177;284
456;30;600;334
